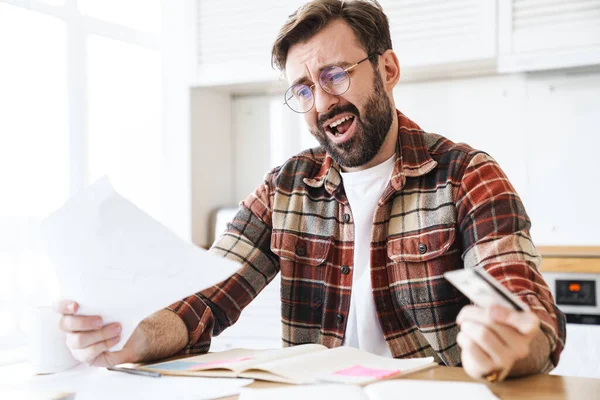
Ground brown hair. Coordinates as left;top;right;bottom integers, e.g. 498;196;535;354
271;0;392;71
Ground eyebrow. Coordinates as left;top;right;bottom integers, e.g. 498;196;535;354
290;60;354;87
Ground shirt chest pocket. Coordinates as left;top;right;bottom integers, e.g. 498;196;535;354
271;232;330;310
387;226;456;262
386;226;464;310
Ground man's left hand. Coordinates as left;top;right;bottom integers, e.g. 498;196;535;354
456;305;541;382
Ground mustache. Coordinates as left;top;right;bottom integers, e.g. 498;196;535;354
317;104;360;128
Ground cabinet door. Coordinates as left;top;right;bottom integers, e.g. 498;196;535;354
550;324;600;379
524;72;600;245
192;0;306;87
499;0;600;72
379;0;497;80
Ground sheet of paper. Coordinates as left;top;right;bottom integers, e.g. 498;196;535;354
40;176;241;350
1;363;254;400
364;379;499;400
239;379;499;400
239;384;368;400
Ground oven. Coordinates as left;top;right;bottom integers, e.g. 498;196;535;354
542;272;600;325
540;251;600;378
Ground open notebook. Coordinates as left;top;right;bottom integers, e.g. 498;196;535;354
239;380;500;400
139;344;437;385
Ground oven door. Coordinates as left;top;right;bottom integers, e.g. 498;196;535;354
543;272;600;378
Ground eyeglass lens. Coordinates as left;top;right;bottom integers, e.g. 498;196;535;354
284;66;350;113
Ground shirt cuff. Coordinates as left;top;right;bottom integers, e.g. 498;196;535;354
519;293;567;371
166;294;214;347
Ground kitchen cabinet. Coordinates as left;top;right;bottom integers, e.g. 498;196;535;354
522;71;600;245
190;0;497;87
551;324;600;379
498;0;600;72
379;0;497;80
190;0;305;88
190;1;600;88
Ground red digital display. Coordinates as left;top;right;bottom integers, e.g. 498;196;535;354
569;283;581;292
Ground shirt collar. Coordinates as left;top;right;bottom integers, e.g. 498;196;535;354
303;110;438;197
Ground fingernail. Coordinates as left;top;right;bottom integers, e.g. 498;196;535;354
111;324;122;335
94;319;103;328
68;303;75;312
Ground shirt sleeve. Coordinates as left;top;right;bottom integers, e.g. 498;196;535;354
455;151;567;371
166;169;280;354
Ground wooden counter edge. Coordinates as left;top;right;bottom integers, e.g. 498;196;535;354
220;366;600;400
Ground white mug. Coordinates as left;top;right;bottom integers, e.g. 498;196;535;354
27;306;79;374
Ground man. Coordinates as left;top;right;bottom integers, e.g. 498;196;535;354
56;0;566;382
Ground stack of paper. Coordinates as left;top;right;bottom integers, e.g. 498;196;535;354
41;177;241;350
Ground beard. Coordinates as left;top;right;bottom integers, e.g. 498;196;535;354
310;71;394;168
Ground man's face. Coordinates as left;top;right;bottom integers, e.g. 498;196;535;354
285;20;393;168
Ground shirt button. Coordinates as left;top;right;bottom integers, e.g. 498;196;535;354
341;265;350;275
418;243;427;254
336;314;344;324
296;245;307;257
343;213;351;223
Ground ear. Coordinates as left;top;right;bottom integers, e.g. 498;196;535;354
380;49;400;91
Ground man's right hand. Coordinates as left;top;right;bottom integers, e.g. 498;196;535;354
55;300;139;367
55;300;189;367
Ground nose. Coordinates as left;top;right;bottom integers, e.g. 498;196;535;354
313;84;338;113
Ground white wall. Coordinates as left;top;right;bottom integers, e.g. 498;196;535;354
191;89;234;248
231;95;273;202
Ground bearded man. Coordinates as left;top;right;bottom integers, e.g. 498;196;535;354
56;0;566;383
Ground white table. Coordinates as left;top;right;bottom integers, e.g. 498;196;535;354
0;362;253;400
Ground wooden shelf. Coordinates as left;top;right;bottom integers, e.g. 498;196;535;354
540;257;600;274
537;246;600;258
536;246;600;274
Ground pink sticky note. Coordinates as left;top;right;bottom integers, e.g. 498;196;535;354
203;357;254;367
333;365;399;379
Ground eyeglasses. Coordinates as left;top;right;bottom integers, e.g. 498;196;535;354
283;53;381;113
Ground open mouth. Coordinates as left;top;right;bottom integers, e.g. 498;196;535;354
325;115;356;142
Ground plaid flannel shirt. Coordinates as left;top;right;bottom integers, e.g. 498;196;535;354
169;111;566;369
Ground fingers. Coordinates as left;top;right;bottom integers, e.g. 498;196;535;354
459;322;518;374
65;323;122;349
457;308;530;359
458;305;540;339
54;299;131;367
70;335;122;365
489;306;540;336
457;305;540;381
59;315;104;332
54;300;78;315
65;323;122;365
92;347;136;368
456;330;495;379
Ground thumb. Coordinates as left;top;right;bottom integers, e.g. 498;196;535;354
93;348;137;368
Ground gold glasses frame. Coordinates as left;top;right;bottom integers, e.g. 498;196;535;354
283;52;381;113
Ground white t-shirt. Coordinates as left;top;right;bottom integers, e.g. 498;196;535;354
340;154;396;357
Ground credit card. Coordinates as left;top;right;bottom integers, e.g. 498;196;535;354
444;268;529;312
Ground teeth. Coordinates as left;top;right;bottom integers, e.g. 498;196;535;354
329;115;354;129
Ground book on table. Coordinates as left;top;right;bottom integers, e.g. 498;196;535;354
138;344;437;385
